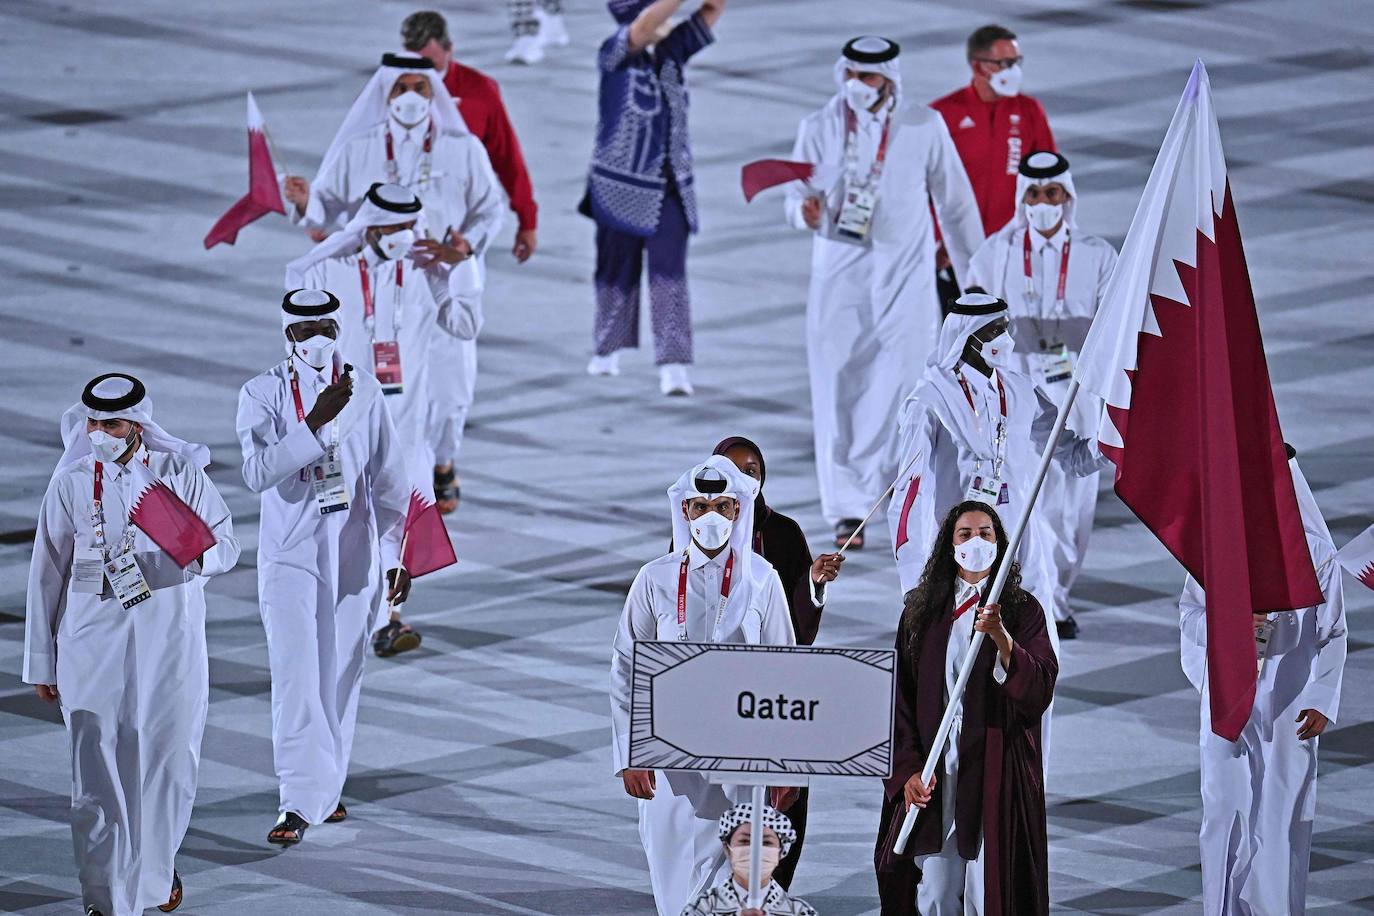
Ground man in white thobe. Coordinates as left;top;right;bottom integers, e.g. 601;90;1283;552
1180;447;1346;915
967;151;1118;639
286;183;482;654
25;374;239;916
887;294;1109;771
611;457;796;916
785;36;983;547
237;289;418;844
283;52;504;517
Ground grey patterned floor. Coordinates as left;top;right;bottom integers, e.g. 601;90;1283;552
1;0;1371;913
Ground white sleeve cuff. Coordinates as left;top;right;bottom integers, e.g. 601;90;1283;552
809;576;826;608
992;651;1010;684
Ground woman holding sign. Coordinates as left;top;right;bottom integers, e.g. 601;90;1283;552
874;501;1056;915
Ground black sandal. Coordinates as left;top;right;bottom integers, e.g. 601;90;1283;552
325;802;348;823
373;620;422;658
268;812;310;846
434;465;460;515
835;519;864;550
157;870;183;912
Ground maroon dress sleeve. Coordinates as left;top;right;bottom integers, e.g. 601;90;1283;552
883;615;924;801
997;595;1058;720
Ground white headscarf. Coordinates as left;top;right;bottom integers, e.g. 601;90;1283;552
833;36;902;106
280;288;340;332
928;293;1009;370
1288;452;1333;545
667;456;762;634
314;52;469;185
1012;150;1078;232
57;373;210;472
284;182;426;288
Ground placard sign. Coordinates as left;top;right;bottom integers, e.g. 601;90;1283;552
627;641;895;777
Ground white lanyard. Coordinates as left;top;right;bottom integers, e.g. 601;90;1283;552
956;368;1008;482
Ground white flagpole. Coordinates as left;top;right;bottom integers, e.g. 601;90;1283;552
747;784;766;908
893;378;1081;854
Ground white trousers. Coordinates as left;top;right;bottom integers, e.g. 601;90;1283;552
1199;717;1318;914
426;335;478;466
915;718;986;915
1036;460;1098;620
639;772;739;916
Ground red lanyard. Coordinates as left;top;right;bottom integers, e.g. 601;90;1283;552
676;549;735;640
1023;230;1071;304
843;106;892;186
288;362;340;423
358;257;403;334
957;369;1007;419
93;455;148;553
953;589;981;620
385;120;434;163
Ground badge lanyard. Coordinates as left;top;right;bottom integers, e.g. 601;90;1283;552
842;106;892;191
676;549;735;641
92;456;148;560
385;118;434;187
289;361;341;481
1023;230;1072;337
956;368;1008;483
358;256;404;343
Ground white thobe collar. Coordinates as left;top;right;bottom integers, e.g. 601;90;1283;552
688;542;728;571
955;576;985;608
1029;222;1068;254
957;363;997;396
389;118;427;145
102;444;148;480
289;356;331;387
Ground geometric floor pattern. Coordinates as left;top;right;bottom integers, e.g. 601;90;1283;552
1;0;1371;912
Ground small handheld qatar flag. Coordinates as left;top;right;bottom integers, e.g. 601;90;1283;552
204;92;286;249
127;463;217;569
1073;61;1322;742
740;159;841;203
1336;524;1374;592
401;490;457;578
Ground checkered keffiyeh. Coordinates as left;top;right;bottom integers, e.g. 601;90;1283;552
717;803;797;857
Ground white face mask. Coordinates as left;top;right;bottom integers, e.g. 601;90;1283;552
389;90;431;128
88;428;134;464
979;331;1016;367
990;63;1023;97
729;844;780;887
690;510;734;551
1026;201;1064;233
372;228;415;261
289;334;336;371
844;77;882;113
954;535;998;574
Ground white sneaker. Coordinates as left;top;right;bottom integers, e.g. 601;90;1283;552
505;34;545;65
587;353;620;377
659;363;693;396
535;9;570;48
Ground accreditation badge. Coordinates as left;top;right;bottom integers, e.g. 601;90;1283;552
1034;339;1075;385
964;475;1003;506
373;341;403;395
72;546;105;594
310;445;350;515
835;185;877;245
106;547;151;609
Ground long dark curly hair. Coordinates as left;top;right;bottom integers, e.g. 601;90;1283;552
901;500;1030;654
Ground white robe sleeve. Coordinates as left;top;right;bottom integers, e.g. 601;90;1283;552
925;117;983;280
237;382;327;494
424;260;485;341
756;569;798;647
1298;546;1346;722
23;476;74;686
610;566;658;775
888;398;942;594
295;156;352;231
367;394;414;574
965;235;999;292
1032;386;1112;476
784;118;825;232
452;139;507;258
1179;575;1208;692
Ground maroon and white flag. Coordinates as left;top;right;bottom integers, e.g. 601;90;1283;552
128;463;217;569
204;92;286;249
1074;61;1322;741
740;159;841;203
401;490;457;578
1336;524;1374;593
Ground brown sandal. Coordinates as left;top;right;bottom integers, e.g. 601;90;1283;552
157;870;182;912
325;802;348;823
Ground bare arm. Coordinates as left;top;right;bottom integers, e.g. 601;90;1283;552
628;0;685;52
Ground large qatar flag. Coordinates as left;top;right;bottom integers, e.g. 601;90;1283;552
1075;61;1322;741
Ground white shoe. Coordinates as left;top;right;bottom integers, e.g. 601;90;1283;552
505;34;545;65
659;363;693;396
587;353;620;377
535;10;570;48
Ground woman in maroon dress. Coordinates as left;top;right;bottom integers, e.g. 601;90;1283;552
875;500;1057;915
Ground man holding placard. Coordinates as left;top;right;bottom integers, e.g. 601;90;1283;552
610;456;796;916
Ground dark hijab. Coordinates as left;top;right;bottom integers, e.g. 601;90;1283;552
712;435;769;528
